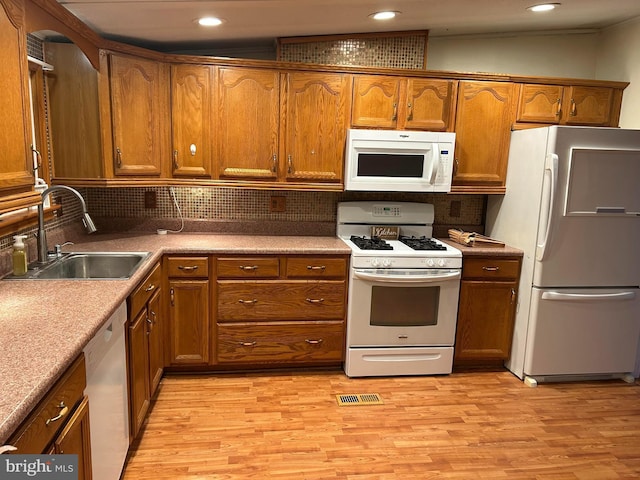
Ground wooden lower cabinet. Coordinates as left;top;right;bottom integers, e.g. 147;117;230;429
50;396;92;479
126;262;163;440
7;354;92;479
215;254;348;367
217;321;344;364
454;256;522;366
166;256;211;366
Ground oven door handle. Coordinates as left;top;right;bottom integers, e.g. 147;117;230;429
353;270;461;283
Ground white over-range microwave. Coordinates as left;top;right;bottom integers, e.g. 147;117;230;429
344;129;456;192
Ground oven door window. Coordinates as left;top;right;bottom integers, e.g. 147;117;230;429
357;153;424;177
370;285;439;327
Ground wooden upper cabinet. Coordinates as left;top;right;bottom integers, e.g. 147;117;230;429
0;0;35;197
351;75;401;128
217;66;280;180
351;75;456;131
282;71;351;184
404;78;457;131
109;53;169;176
517;84;618;126
46;42;102;180
517;84;564;124
453;80;517;193
562;85;614;125
170;64;213;177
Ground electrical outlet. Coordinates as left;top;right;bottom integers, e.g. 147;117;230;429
144;190;157;209
270;196;286;212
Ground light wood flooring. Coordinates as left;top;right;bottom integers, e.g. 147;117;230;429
122;369;640;479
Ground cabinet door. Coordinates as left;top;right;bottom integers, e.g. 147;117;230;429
453;81;516;193
455;280;517;361
217;66;280;180
170;64;213;177
0;0;34;195
146;290;164;397
561;86;613;126
282;71;351;184
516;84;563;124
168;279;210;365
128;308;150;439
351;75;401;128
53;396;92;480
109;54;168;176
404;78;457;131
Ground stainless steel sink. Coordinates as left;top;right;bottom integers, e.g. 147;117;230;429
15;252;151;280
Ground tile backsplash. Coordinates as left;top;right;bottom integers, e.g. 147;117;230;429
86;186;485;237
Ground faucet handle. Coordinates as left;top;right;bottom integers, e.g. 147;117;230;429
54;241;74;257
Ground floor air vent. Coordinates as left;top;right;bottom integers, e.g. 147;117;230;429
336;393;383;406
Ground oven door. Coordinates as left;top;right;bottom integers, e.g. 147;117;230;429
347;268;461;347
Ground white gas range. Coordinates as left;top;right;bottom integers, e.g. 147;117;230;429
337;201;462;377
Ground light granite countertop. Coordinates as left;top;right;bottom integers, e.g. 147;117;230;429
0;233;350;444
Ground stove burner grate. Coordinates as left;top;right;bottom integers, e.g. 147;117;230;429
399;236;447;251
350;235;393;250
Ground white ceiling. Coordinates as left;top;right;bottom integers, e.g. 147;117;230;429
56;0;640;50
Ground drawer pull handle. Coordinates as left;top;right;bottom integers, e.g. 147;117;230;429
239;341;257;347
144;284;156;292
305;339;324;345
305;298;325;304
306;265;326;271
178;265;199;272
239;265;259;271
46;402;69;426
238;299;258;304
482;266;500;272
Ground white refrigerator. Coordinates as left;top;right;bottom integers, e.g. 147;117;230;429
486;126;640;385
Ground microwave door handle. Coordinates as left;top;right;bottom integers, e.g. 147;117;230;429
428;143;439;184
353;270;460;283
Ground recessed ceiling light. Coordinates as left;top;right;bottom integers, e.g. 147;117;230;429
370;11;400;21
197;16;223;27
527;3;561;12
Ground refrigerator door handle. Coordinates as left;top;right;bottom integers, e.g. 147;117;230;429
542;291;636;302
536;153;558;261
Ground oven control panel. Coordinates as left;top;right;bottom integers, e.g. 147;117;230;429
351;256;462;269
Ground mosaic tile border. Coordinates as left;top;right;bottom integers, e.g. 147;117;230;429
277;31;428;69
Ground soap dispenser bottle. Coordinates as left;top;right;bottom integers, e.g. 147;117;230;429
12;235;28;276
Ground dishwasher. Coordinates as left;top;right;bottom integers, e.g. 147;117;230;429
83;302;129;480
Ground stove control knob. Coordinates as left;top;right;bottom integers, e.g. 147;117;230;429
426;259;435;267
382;258;392;267
370;258;380;267
437;259;446;267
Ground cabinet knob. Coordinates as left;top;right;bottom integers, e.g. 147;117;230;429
239;265;258;271
570;99;577;116
305;339;324;345
239;341;257;347
115;147;123;167
306;265;326;271
392;103;398;121
173;150;179;170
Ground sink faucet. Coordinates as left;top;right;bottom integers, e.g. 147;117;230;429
37;185;97;264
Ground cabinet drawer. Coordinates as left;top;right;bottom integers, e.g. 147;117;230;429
463;258;520;280
217;321;344;363
217;257;280;278
217;280;346;321
129;262;161;317
8;354;86;454
166;256;209;277
286;257;348;278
